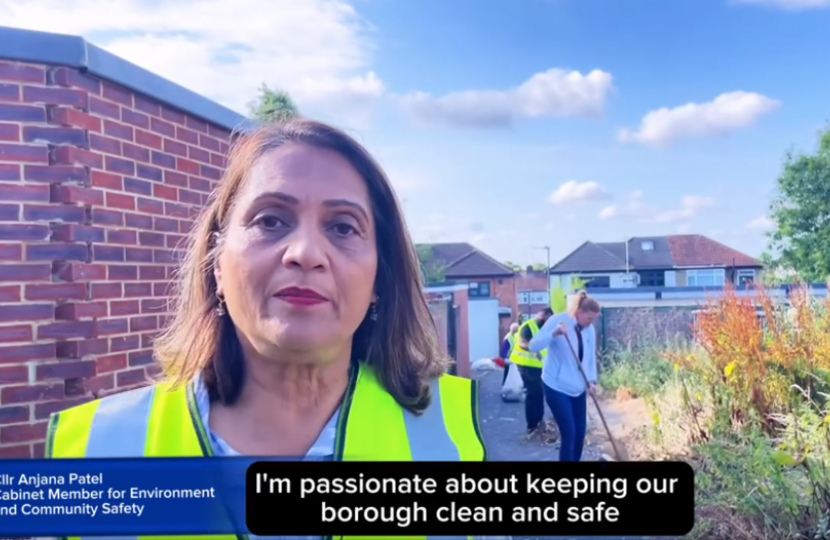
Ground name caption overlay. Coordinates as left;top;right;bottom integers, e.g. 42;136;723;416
246;461;694;537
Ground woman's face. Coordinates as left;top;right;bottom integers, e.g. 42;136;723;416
576;310;599;328
215;144;378;361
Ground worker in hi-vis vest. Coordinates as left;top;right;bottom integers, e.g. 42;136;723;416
509;307;554;435
500;322;520;389
44;118;492;540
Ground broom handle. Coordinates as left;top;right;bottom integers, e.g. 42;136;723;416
562;333;624;462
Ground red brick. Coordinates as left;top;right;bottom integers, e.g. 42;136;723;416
185;116;208;133
122;108;149;129
0;303;52;323
91;208;124;226
97;317;128;336
164;170;189;188
201;164;222;180
23;164;87;184
0;143;48;163
129;315;158;332
89;96;120;120
52;145;103;169
0;324;33;343
189;146;211;164
36;360;96;381
125;283;153;297
0;444;32;458
0;366;28;384
53;262;106;282
0;62;45;84
106;229;137;245
90;133;121;154
23;204;86;223
0;122;19;141
138;266;165;280
26;243;89;262
0;163;20;180
177;157;200;175
0;83;19;101
179;188;201;205
51;67;101;94
34;397;92;420
22;126;87;146
104;119;133;141
199;134;221;152
122;142;150;163
116;368;148;387
0;204;19;221
129;349;154;366
37;320;95;340
138;197;164;215
0;405;29;425
211;153;226;168
50;106;102;132
150;117;175;138
153;183;178;202
52;224;105;243
0;263;51;281
0;244;22;261
108;264;137;281
105;155;135;176
135;128;162;150
50;184;104;206
106;192;135;210
1;383;63;404
176;126;199;145
90;170;123;190
56;338;108;359
102;83;132;107
0;285;20;302
0;184;48;203
1;421;48;444
25;283;87;301
85;373;115;396
22;86;86;108
55;301;107;320
97;353;128;373
90;282;122;299
110;300;140;317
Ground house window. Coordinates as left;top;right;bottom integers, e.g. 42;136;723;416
736;269;755;285
638;270;665;287
517;292;530;305
641;240;655;251
529;292;549;304
687;269;726;287
579;276;610;288
468;281;491;297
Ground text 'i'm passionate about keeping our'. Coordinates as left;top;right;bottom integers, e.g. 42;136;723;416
245;461;695;537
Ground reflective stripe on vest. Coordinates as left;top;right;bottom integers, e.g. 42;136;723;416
509;319;545;368
46;362;483;540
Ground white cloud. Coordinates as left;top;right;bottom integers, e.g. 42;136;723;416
618;91;780;146
599;191;717;223
0;0;384;119
746;215;775;230
732;0;830;9
399;69;614;128
548;180;611;204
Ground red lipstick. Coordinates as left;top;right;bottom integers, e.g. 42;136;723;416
274;287;328;306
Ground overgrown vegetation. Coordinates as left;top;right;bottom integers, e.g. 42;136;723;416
602;284;830;539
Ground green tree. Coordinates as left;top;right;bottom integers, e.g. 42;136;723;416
416;245;446;283
248;83;299;123
766;126;830;282
503;261;522;272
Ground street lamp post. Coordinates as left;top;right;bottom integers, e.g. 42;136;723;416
535;246;552;306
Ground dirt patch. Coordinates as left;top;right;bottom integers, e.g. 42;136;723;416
587;392;653;460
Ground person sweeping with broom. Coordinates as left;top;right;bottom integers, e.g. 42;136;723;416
529;291;601;462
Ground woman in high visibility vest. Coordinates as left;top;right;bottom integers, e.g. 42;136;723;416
528;291;601;462
45;120;490;540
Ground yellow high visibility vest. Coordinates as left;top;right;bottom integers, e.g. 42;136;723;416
46;362;485;540
509;319;546;369
505;332;516;358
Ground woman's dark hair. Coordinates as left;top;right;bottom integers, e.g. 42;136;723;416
153;119;448;414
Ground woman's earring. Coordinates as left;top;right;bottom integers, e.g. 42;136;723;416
216;293;226;317
370;300;379;321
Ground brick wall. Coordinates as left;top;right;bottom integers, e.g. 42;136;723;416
0;60;230;458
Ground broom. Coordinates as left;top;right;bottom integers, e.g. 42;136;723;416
562;332;626;462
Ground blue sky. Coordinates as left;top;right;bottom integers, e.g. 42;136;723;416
3;0;830;266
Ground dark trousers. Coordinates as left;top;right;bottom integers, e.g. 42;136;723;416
518;366;544;431
544;384;588;462
502;362;511;385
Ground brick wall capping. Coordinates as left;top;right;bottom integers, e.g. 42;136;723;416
0;25;257;134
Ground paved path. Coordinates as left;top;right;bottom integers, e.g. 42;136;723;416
476;369;675;540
